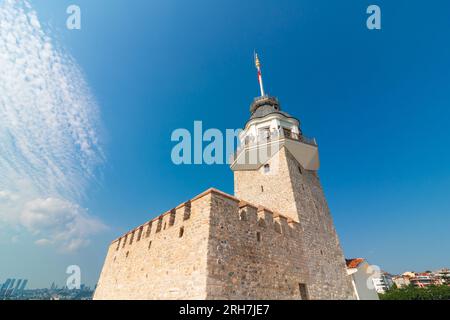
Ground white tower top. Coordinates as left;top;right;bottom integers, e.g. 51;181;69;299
230;55;319;171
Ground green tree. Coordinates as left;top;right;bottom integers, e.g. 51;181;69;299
380;285;450;300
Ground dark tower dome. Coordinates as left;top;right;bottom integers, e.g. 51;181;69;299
249;95;295;121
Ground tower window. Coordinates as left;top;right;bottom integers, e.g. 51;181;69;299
179;227;184;238
259;127;270;140
299;283;309;300
274;222;282;234
257;232;261;242
298;166;303;174
148;241;152;250
264;164;270;173
239;210;247;221
261;185;264;192
283;128;292;139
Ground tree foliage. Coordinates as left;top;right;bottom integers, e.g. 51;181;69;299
380;285;450;300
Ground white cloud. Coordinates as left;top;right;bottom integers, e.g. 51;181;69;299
21;198;107;252
35;238;51;246
0;190;18;202
0;0;106;252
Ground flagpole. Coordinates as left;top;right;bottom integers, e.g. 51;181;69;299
254;52;265;97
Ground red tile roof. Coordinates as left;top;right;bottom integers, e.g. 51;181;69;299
346;258;365;269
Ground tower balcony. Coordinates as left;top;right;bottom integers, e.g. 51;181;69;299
230;128;319;171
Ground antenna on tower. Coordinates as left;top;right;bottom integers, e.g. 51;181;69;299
254;51;265;97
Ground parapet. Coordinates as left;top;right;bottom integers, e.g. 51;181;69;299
111;188;300;250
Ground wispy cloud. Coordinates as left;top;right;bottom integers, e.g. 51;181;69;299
0;0;106;252
21;198;106;252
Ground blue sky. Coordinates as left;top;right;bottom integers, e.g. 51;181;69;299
1;0;449;288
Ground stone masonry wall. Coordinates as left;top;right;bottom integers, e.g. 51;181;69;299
234;147;299;222
93;192;212;300
205;191;310;299
283;148;355;299
233;147;355;299
94;181;354;300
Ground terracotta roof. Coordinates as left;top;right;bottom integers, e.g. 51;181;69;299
346;258;365;269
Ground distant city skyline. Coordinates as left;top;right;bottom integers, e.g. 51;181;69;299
1;0;450;288
2;266;448;293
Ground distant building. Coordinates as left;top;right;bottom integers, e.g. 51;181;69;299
11;279;22;296
346;258;379;300
5;279;16;297
372;272;394;293
18;279;28;294
0;278;28;299
433;268;450;285
0;279;12;298
392;275;410;288
392;270;449;288
402;271;416;278
409;273;436;288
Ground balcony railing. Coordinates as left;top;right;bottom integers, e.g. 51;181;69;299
231;128;317;162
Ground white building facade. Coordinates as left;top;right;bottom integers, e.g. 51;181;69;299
346;258;379;300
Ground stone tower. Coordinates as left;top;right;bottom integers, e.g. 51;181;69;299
93;57;355;300
231;95;354;299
